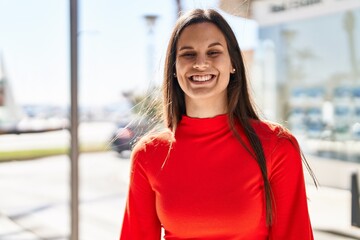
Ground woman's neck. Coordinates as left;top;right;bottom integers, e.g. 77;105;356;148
185;97;228;118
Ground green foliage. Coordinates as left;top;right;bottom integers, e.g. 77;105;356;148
127;87;163;124
0;143;109;162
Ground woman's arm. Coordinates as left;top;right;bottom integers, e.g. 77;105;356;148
268;135;314;240
120;149;162;240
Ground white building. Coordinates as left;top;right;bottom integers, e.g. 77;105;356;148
0;53;23;133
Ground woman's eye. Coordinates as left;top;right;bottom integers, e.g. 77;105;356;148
208;51;220;56
181;53;195;58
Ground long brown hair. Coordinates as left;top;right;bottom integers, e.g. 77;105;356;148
163;8;274;225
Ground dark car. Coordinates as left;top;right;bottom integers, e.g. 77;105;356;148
110;118;153;154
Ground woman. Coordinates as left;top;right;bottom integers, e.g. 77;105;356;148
120;8;315;239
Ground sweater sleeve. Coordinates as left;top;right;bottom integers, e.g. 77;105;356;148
119;148;162;240
268;134;314;240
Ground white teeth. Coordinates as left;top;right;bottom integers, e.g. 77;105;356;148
191;75;212;82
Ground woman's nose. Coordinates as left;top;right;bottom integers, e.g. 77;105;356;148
193;56;209;70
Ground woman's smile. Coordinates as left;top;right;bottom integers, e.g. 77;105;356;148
189;74;216;83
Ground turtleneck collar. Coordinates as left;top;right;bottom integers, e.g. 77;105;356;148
176;114;231;136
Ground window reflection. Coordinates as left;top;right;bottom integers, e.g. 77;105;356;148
258;9;360;161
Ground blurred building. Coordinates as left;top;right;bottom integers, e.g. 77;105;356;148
0;54;23;133
0;55;70;134
220;0;360;162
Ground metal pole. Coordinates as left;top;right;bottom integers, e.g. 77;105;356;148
70;0;79;239
176;0;182;17
143;15;158;92
351;172;360;227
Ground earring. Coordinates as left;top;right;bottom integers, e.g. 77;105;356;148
173;73;177;78
231;68;236;73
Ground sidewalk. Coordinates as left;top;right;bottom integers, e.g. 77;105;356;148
307;184;360;239
0;214;42;239
0;152;127;240
1;152;360;239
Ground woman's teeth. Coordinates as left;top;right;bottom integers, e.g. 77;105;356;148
191;75;213;82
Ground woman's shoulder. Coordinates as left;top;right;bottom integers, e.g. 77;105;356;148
250;119;295;142
128;129;175;175
251;120;301;162
131;128;175;157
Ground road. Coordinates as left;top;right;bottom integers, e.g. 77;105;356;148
0;151;357;239
0;122;117;151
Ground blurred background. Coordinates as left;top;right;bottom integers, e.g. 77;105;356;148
0;0;360;239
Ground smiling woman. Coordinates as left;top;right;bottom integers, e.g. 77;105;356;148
119;8;316;240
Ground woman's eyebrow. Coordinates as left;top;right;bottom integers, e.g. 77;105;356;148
178;42;223;51
208;42;223;48
178;46;193;51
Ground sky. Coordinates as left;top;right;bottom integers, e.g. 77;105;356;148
0;0;258;108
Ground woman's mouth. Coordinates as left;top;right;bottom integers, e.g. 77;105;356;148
190;74;215;82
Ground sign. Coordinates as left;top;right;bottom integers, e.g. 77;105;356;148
251;0;360;26
270;0;322;13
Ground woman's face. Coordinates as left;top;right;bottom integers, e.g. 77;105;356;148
175;22;234;105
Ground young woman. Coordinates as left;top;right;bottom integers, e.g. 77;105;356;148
120;8;315;240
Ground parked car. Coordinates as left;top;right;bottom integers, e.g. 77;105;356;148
110;117;153;154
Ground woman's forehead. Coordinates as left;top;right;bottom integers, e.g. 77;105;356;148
177;22;227;49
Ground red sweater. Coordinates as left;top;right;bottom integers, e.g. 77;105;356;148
120;114;313;239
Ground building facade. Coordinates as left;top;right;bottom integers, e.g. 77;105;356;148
221;0;360;163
